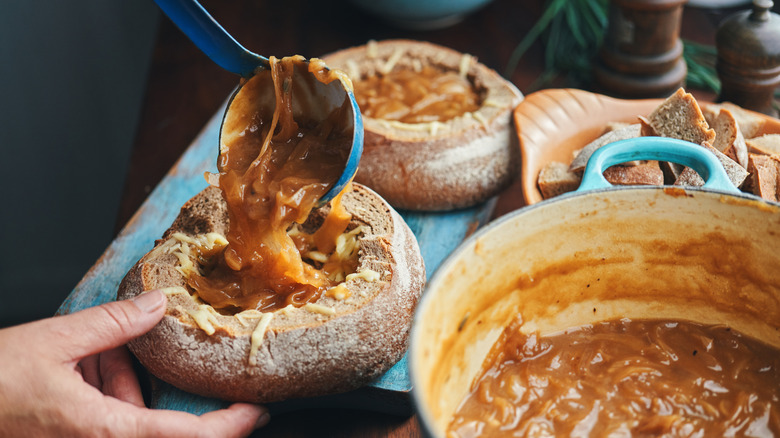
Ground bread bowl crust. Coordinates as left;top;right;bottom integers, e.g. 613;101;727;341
322;39;523;211
117;183;425;403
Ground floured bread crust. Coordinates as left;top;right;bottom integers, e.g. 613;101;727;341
322;39;523;211
117;184;425;402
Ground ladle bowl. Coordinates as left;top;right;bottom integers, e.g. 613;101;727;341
154;0;362;205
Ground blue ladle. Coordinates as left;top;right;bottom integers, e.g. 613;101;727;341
154;0;363;205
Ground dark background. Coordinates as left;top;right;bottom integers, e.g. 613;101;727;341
0;1;159;327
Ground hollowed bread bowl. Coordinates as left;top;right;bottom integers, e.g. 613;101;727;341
118;183;425;403
322;39;523;211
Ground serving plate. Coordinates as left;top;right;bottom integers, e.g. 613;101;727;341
514;88;780;205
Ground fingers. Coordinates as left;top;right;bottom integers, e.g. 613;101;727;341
120;402;269;438
197;404;270;438
100;346;145;407
51;290;167;362
78;354;102;389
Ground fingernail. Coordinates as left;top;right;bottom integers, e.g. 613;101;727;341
132;290;165;313
255;412;270;429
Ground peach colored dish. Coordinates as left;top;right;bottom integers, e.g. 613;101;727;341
515;88;780;205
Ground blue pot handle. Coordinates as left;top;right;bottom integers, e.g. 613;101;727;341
577;137;741;194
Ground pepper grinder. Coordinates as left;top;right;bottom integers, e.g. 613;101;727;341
593;0;688;98
716;0;780;117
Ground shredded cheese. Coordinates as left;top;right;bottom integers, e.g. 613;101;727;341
279;304;296;317
306;250;329;263
429;121;444;136
412;58;423;73
157;286;190;297
186;305;220;335
327;283;351;300
304;303;337;316
279;304;296;316
248;313;274;366
235;309;263;327
346;269;380;282
471;111;488;128
346;59;360;81
380;47;404;75
482;98;502;108
367;40;378;58
459;54;473;77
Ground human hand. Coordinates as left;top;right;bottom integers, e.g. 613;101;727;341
0;290;269;438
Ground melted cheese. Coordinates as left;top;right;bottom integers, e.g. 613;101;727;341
161;215;365;341
412;58;423;73
161;232;230;277
367;39;378;58
248;313;274;366
279;304;296;317
304;303;337;316
346;59;360;81
327;283;351;300
346;269;380;282
482;98;502;108
459;54;473;78
157;286;190;297
235;309;264;328
380;47;404;75
187;305;221;335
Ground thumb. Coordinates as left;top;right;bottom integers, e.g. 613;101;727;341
48;290;167;362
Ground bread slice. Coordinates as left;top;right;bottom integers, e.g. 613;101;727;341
117;184;425;403
322;40;523;211
711;109;749;169
569;124;641;173
746;134;780;157
703;102;765;139
674;142;749;189
747;153;779;201
604;161;664;186
538;161;581;199
640;88;716;145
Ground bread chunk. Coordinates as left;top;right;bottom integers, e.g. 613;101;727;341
748;154;780;201
604;161;664;186
746;134;780;157
538;161;581;199
703;102;765;139
569;124;641;173
711;109;748;168
674;142;749;189
640;88;715;145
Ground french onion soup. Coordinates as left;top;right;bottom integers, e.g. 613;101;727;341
448;317;780;437
353;65;480;124
185;55;357;313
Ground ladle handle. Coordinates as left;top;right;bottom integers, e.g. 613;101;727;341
154;0;269;77
577;137;742;194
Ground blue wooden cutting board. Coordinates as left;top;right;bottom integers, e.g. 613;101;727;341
56;100;496;416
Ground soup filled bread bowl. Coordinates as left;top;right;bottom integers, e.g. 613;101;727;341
118;56;425;403
322;39;523;211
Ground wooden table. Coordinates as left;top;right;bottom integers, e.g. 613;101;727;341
118;1;734;435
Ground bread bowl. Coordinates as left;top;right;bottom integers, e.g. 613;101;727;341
322;39;523;211
117;55;425;403
118;183;425;402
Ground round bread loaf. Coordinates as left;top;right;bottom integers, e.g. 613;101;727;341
322;39;523;211
117;183;425;403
